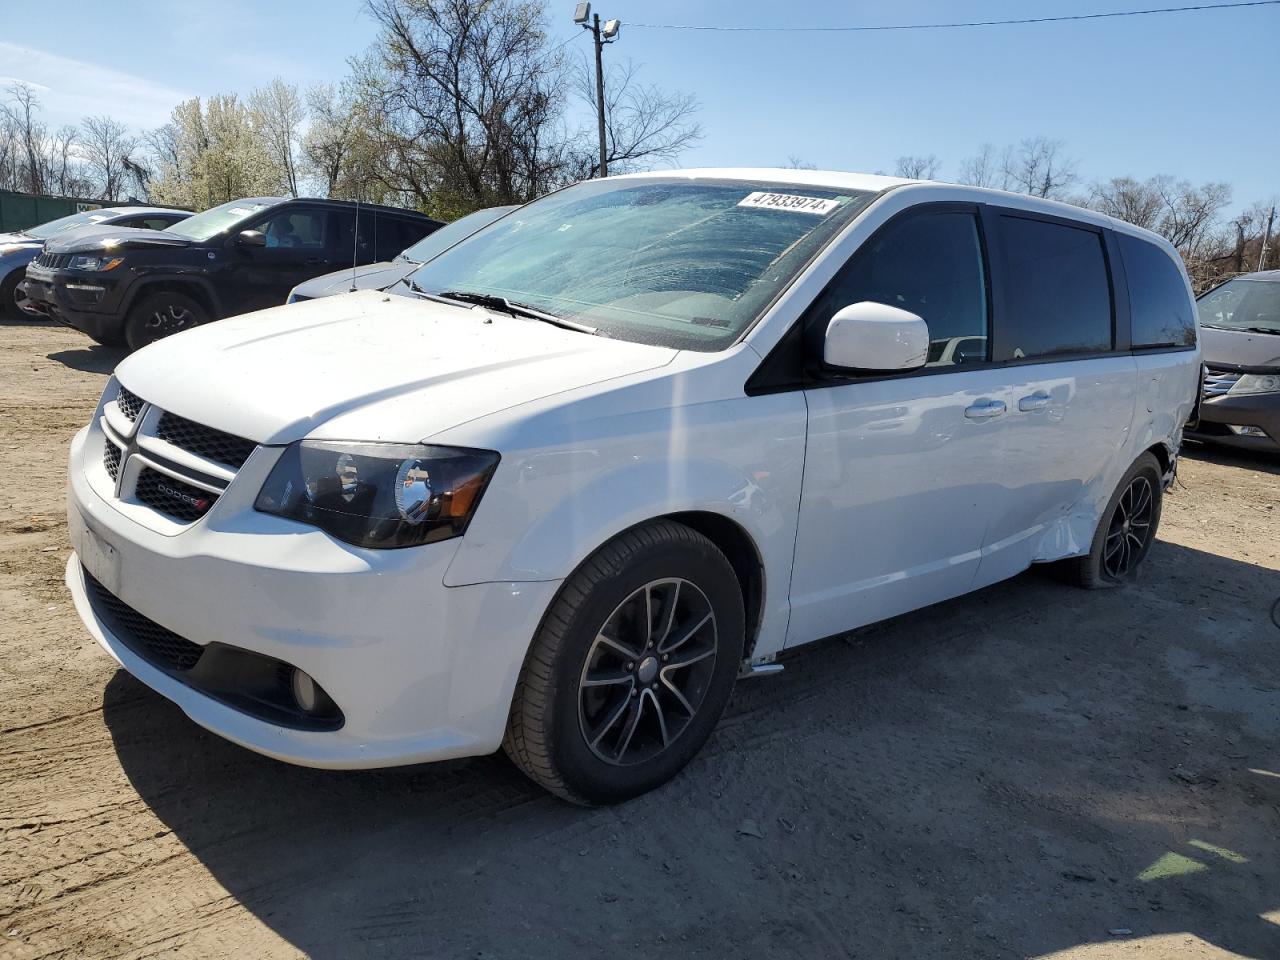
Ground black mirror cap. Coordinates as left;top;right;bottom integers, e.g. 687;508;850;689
237;230;267;248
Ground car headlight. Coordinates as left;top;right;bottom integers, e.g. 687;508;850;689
254;441;499;548
1227;374;1280;396
68;255;124;271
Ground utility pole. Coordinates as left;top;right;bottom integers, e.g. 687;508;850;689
1258;204;1276;272
573;4;620;178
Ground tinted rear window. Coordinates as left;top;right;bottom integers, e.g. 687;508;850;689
1119;234;1195;348
999;215;1112;359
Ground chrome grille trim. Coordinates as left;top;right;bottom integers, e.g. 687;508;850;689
1202;368;1242;399
96;387;257;525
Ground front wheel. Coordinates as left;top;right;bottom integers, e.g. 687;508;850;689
1;270;23;321
125;291;210;350
503;520;744;805
1069;452;1163;589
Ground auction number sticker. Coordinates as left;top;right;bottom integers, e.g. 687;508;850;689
738;192;840;215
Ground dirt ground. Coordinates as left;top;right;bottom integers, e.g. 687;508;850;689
1;316;1277;960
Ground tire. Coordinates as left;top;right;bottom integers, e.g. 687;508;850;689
1067;452;1163;589
124;291;210;350
1;270;22;321
503;520;745;805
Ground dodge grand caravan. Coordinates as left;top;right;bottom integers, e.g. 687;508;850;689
65;170;1200;804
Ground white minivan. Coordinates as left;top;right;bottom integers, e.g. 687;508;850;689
65;169;1200;803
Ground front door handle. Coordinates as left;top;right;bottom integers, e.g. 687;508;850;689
1018;391;1051;412
964;398;1007;420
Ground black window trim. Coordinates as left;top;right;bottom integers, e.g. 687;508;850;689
746;200;1158;397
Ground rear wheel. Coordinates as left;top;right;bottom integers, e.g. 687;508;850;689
1068;452;1163;589
125;291;209;350
503;520;744;805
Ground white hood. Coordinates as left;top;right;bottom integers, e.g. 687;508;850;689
115;290;677;444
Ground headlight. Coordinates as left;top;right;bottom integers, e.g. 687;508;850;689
1227;374;1280;396
255;441;499;548
68;255;124;271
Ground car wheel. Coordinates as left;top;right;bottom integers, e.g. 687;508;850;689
125;291;209;350
503;520;744;805
1069;452;1163;589
0;270;22;321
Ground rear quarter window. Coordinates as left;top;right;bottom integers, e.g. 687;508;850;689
997;215;1113;359
1118;234;1196;349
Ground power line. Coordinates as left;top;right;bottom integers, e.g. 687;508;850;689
627;1;1280;33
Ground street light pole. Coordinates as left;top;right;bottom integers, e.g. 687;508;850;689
574;4;620;178
592;13;608;178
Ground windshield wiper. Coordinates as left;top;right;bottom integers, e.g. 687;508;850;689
1238;326;1279;335
438;289;597;334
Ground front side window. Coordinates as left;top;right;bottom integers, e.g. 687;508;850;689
1120;234;1196;348
999;215;1112;358
806;210;990;368
1197;278;1280;335
407;178;877;350
164;199;277;242
253;209;328;250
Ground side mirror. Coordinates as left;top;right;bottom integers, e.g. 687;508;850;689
823;301;929;373
237;229;267;248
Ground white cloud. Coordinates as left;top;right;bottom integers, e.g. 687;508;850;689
0;42;191;131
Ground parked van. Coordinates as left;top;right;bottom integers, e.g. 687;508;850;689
65;170;1200;803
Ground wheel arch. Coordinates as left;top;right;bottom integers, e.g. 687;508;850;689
123;275;223;320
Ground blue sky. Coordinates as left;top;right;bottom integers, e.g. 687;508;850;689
2;0;1277;207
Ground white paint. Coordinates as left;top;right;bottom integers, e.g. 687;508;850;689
65;171;1200;772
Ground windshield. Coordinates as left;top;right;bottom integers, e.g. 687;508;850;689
399;206;516;263
407;178;876;349
1198;278;1280;334
163;199;277;242
26;210;117;239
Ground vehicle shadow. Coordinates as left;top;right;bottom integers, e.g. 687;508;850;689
46;345;126;375
101;540;1280;959
1181;438;1280;475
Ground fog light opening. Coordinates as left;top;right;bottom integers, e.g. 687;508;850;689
292;668;321;713
1228;424;1267;438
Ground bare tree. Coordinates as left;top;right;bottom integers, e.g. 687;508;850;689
357;0;571;214
1001;136;1078;199
82;115;140;200
48;125;82;196
1088;176;1163;229
571;59;702;179
250;77;306;197
893;154;940;180
956;143;1000;188
1;83;49;194
783;155;816;170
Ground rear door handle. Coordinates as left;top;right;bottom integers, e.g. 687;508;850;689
1018;391;1051;412
964;398;1007;420
304;257;327;266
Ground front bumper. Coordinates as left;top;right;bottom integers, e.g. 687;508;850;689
66;424;561;769
21;263;130;340
1187;390;1280;452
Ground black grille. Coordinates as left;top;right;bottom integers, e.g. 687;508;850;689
156;412;256;469
82;570;204;672
35;252;72;270
104;439;122;481
135;467;218;523
116;386;144;421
